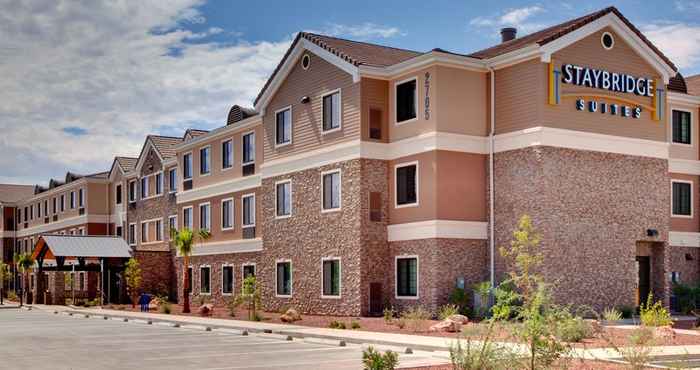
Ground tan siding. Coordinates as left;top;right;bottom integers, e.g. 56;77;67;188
494;58;543;135
263;51;360;161
87;182;109;215
435;66;489;136
360;78;389;143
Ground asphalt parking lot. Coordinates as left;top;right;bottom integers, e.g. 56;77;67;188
0;308;447;369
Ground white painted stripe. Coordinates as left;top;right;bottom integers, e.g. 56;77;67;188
176;175;262;204
0;231;16;238
669;231;700;248
387;220;487;242
176;238;263;256
16;214;110;237
669;158;700;175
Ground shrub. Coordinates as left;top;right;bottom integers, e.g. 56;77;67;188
362;346;399;370
395;318;406;329
401;306;431;333
618;305;634;319
602;307;623;322
472;281;492;319
158;296;172;314
672;282;699;314
329;320;347;329
555;314;593;343
351;320;361;329
252;312;263;322
7;290;17;302
226;297;239;317
383;307;395;324
450;325;515;370
438;304;460;321
448;287;470;315
640;294;672;327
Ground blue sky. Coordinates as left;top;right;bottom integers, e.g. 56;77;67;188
1;0;699;185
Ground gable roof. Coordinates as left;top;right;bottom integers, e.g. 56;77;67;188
33;235;132;260
116;157;137;172
148;135;182;160
184;129;210;142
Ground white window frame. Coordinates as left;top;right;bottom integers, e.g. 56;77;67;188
241;263;256;281
274;106;293;148
671;107;694;147
168;215;178;235
672;179;694;218
275;259;292;298
242;131;256;165
395;255;420;300
199;145;211;176
60;194;65;213
183;206;194;230
155;218;163;241
140;176;149;199
221;198;234;231
154;171;163;195
168;168;178;193
321;89;342;134
140;221;149;243
78;188;85;208
321;257;342;299
128;223;137;246
320;169;342;213
70;191;76;209
394;76;418;125
275;179;292;219
221;263;234;296
183;151;193;180
199;264;212;295
128;180;137;203
242;193;256;227
221;138;234;171
394;161;420;209
78;227;85;235
199;202;211;231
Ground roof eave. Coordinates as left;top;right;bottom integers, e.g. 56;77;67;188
359;50;487;79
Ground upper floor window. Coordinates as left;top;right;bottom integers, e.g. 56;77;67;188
37;202;41;218
116;184;122;205
78;188;84;208
242;194;255;227
672;180;693;217
168;215;177;235
183;153;193;180
200;146;211;175
276;180;292;218
44;200;48;216
222;140;233;169
128;181;136;203
70;191;76;209
395;78;417;124
155;219;162;241
222;199;234;230
322;170;341;212
52;198;57;214
141;222;148;243
322;90;341;132
60;195;65;212
128;223;136;245
168;169;177;192
242;132;255;164
275;107;292;146
140;177;149;199
23;207;27;222
199;203;211;231
183;207;193;230
155;173;163;195
396;163;418;207
673;110;692;145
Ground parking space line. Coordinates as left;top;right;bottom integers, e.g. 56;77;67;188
143;346;354;361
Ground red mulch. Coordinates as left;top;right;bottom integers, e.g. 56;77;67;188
401;360;637;369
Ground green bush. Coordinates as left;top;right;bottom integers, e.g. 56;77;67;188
401;306;432;332
7;290;17;302
382;307;395;324
640;294;672;327
448;287;470;315
226;296;239;317
362;346;399;370
351;320;361;329
491;281;520;321
602;307;622;322
437;304;460;320
472;281;492;319
672;282;699;314
329;320;347;329
450;327;515;370
555;314;593;343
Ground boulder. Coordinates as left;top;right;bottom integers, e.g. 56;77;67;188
430;319;462;333
280;314;294;323
447;314;469;325
148;298;160;311
284;308;302;322
198;303;214;317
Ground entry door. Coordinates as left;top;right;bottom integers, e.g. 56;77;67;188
369;283;382;316
636;256;651;306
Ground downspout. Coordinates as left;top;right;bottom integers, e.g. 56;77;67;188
488;66;496;290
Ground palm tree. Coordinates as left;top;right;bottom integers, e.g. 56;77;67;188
170;228;210;313
17;253;35;307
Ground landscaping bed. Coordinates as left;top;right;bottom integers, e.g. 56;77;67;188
401;360;641;370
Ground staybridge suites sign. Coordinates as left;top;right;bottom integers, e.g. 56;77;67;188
548;62;664;121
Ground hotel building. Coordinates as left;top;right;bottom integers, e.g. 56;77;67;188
3;6;700;315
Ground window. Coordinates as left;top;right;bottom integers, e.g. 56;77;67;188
222;139;233;169
601;31;615;50
396;256;418;298
301;54;311;69
78;188;84;208
242;132;255;164
116;184;122;205
155;219;162;241
128;223;136;245
155;173;163;195
168;215;177;236
396;78;417;123
222;265;233;295
673;110;692;145
276;261;292;296
187;266;193;294
128;181;136;202
60;195;65;212
396;163;418;207
199;203;211;231
200;266;211;294
275;180;292;218
322;90;341;132
243;264;255;278
322;170;341;211
322;258;341;297
116;226;123;237
672;180;693;217
242;194;255;227
221;199;233;230
183;207;193;230
37;202;41;218
70;191;76;209
168;168;177;192
275;107;292;146
183;153;193;180
23;207;27;222
140;177;148;199
141;222;148;243
200;146;210;175
29;206;33;220
43;200;48;217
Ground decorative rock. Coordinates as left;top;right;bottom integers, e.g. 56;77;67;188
429;319;462;333
198;303;214;317
280;308;302;322
148;298;160;311
447;314;469;324
280;314;294;323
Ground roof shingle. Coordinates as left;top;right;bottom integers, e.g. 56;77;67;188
149;135;183;160
0;184;34;203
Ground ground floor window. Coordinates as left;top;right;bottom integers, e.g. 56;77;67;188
396;256;418;298
243;264;255;279
276;261;292;296
200;266;211;294
322;258;341;297
222;265;233;295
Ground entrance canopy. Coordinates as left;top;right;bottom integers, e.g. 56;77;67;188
32;235;132;262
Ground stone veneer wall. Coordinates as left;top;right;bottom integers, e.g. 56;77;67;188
493;146;670;311
669;247;700;286
134;251;173;297
176;251;260;306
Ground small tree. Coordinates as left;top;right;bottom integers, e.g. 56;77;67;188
17;253;35;307
0;261;8;305
234;276;261;321
124;257;142;308
170;228;210;314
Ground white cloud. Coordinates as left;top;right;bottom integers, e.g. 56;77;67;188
0;0;291;185
470;5;546;34
307;22;403;40
642;22;700;72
